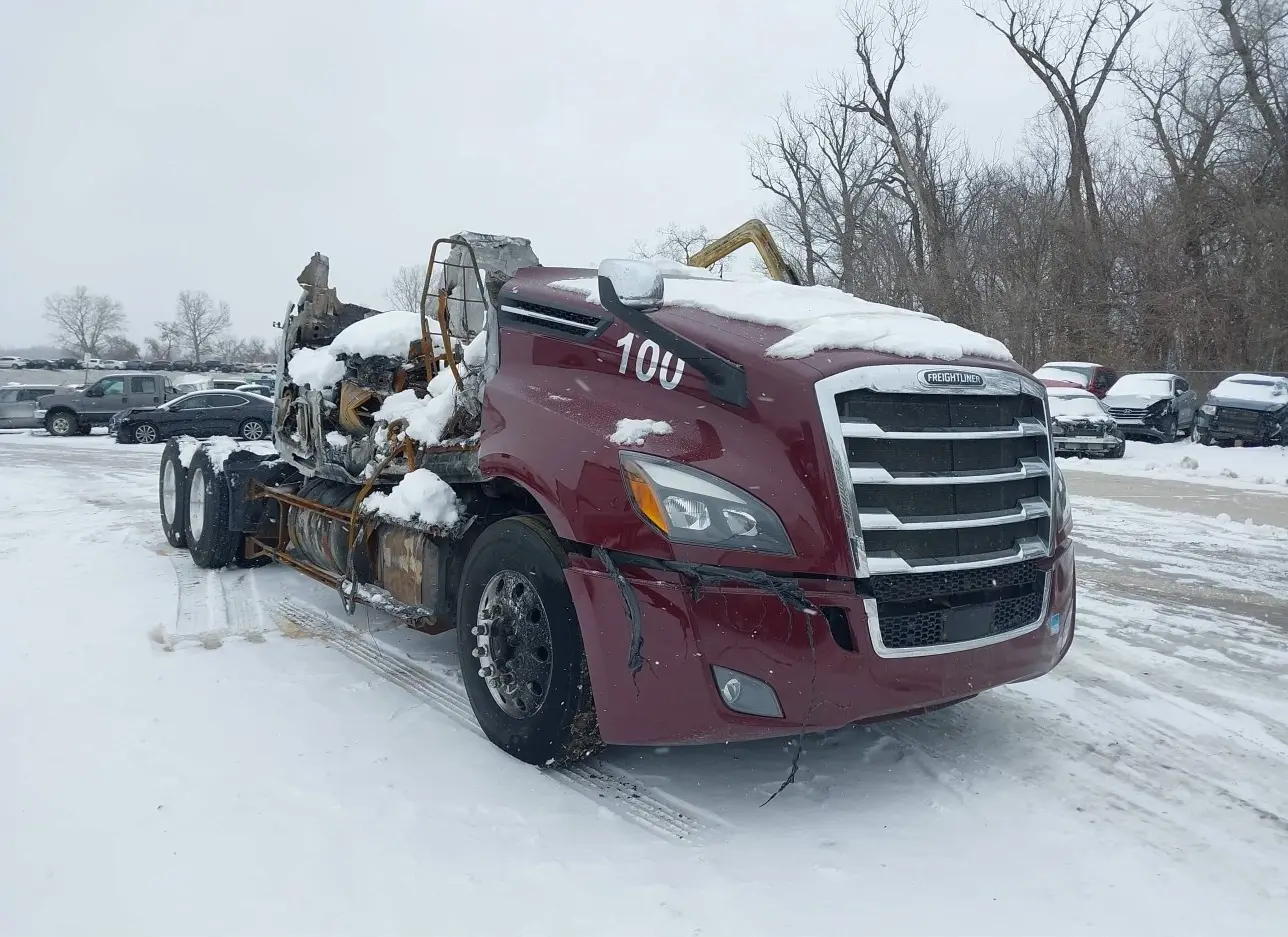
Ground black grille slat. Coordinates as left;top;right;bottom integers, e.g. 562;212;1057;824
846;436;1043;474
870;559;1043;602
837;391;1044;432
852;478;1047;520
864;519;1044;561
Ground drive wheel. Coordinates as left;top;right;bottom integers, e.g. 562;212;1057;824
1160;414;1178;441
456;516;600;766
133;422;159;445
159;440;189;548
1107;440;1126;459
186;447;237;569
45;410;77;437
1194;427;1212;446
239;418;268;441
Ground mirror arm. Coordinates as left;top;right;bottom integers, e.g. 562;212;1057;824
596;276;748;407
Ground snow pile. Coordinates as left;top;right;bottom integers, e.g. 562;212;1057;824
329;311;427;359
610;418;673;446
1210;374;1288;406
374;333;490;446
325;431;348;448
176;435;202;468
1062;438;1288;490
362;468;461;527
551;275;1012;362
204;436;278;471
288;346;347;390
375;389;458;445
287;312;443;391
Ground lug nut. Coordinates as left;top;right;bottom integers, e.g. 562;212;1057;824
478;666;494;678
471;647;484;658
471;624;489;636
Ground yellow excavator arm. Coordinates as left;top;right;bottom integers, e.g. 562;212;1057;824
686;219;802;285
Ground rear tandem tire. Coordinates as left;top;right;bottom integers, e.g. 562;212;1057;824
159;440;189;549
456;516;600;766
185;447;237;569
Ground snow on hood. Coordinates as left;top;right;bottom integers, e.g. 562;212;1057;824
1105;375;1171;403
1049;392;1111;421
1209;375;1288;409
1034;367;1090;387
550;275;1012;363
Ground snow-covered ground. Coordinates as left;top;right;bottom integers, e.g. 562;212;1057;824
2;431;1286;935
1061;437;1288;492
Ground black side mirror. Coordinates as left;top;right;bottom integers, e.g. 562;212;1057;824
86;386;103;398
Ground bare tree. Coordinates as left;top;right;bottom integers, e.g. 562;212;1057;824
172;291;231;361
386;264;428;313
630;224;713;263
102;336;141;360
749;97;822;284
968;0;1151;243
42;286;126;356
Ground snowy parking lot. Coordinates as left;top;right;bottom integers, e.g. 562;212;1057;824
2;431;1286;935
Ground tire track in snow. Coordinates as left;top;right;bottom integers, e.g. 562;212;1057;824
271;596;712;844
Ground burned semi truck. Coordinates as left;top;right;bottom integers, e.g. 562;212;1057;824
158;222;1076;765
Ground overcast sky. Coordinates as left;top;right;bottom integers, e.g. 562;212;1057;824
0;0;1151;349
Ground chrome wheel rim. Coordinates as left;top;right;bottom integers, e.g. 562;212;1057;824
136;424;157;444
162;460;177;525
51;415;70;435
473;570;554;718
188;465;206;541
242;420;265;440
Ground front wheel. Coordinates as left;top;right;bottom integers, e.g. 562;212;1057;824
133;422;159;445
456;517;600;766
45;411;77;437
1159;414;1178;441
239;418;268;441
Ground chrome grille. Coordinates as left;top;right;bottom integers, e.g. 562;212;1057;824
816;365;1055;657
1107;406;1148;420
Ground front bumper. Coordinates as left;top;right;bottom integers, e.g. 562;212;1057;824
1111;415;1170;439
1053;435;1121;455
568;541;1076;746
1196;411;1283;444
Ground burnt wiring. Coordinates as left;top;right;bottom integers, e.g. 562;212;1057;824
596;549;822;804
592;547;646;682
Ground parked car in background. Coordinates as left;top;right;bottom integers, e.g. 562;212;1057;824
0;356;29;369
200;359;223;371
53;357;80;370
23;358;52;369
126;359;147;370
1034;362;1118;398
234;383;273;398
147;360;172;371
1102;372;1196;441
114;389;273;444
35;372;180;436
1048;387;1125;458
172;360;196;371
1194;374;1288;446
0;384;59;428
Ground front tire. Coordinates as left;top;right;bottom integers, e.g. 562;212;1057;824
239;418;268;441
159;439;188;548
456;517;600;766
45;410;77;437
133;422;159;445
185;447;237;568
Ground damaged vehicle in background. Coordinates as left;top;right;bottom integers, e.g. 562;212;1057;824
1102;372;1196;441
114;389;273;445
1048;387;1125;459
1194;373;1288;446
1033;361;1117;398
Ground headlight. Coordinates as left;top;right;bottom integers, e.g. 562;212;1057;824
1052;461;1072;534
619;452;794;555
1145;398;1170;415
1200;404;1216;415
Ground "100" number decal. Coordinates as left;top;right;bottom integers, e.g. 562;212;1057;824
615;333;685;389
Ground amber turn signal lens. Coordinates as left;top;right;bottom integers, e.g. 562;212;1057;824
625;467;669;534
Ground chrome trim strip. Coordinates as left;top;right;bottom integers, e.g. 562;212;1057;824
500;304;597;333
861;571;1053;658
850;456;1050;485
858;497;1049;531
840;418;1046;440
866;536;1050;574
